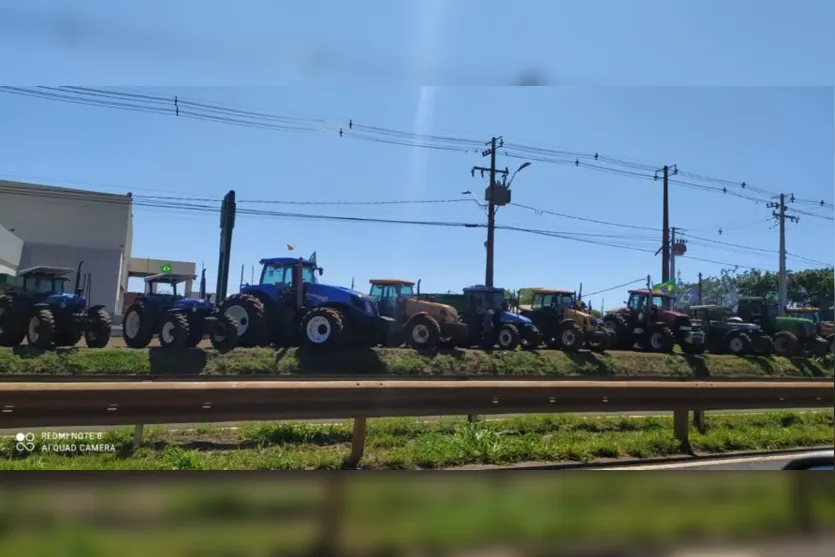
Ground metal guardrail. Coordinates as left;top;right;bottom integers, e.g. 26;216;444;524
1;379;832;467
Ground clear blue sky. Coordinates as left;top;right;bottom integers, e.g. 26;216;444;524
1;2;833;310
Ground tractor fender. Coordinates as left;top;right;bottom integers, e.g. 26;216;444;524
721;328;745;343
403;311;434;328
88;304;107;312
558;318;582;331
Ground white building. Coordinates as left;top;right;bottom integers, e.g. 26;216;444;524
0;179;133;315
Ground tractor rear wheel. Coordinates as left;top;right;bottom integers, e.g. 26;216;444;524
404;314;442;350
123;302;154;349
84;308;111;348
774;331;800;357
300;307;345;349
26;309;56;349
557;320;584;352
219;294;268;347
751;334;775;356
586;329;609;352
159;313;189;349
647;325;675;353
603;314;629;350
496;324;521;350
210;313;239;353
726;332;751;356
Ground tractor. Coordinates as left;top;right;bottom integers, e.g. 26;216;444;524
688;305;774;356
424;285;542;350
218;257;397;349
733;297;829;357
122;271;238;351
0;263;111;348
603;289;706;353
518;288;610;352
368;279;468;349
786;306;834;355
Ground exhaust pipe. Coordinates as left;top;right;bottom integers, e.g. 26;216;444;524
74;261;85;296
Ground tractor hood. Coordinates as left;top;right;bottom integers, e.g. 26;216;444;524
175;297;214;311
46;292;86;308
501;311;532;325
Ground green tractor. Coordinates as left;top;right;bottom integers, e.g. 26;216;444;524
733;297;829;357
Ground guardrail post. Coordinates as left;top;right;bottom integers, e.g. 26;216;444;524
467;414;480;422
341;417;366;469
133;424;144;450
673;409;694;455
693;410;706;434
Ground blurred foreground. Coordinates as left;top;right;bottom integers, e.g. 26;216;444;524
1;472;833;556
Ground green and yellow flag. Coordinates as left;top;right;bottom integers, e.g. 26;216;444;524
653;280;675;295
160;263;173;274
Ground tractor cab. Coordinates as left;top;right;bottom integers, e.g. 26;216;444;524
689;304;732;325
462;285;534;327
259;258;321;289
622;289;690;325
786;307;821;325
530;288;576;312
143;273;212;312
368;279;416;317
17;265;86;310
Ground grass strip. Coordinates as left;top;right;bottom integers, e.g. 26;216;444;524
2;411;831;470
1;346;832;379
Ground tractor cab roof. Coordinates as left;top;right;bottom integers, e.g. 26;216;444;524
144;273;196;285
463;285;505;293
260;257;316;267
369;279;415;286
787;306;819;312
690;304;724;310
628;289;673;298
17;266;75;278
532;288;573;295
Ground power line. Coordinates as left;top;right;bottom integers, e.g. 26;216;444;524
584;278;647;297
4;86;832;211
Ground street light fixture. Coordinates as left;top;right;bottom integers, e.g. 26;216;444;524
506;161;531;188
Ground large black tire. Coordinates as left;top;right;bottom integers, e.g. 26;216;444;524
647;324;675;353
680;340;706;354
0;304;25;347
122;302;155;349
26;309;56;349
209;313;239;353
55;326;83;347
186;318;204;348
299;307;345;349
404;314;442;349
809;337;830;358
774;331;800;357
84;308;111;348
557;320;584;352
726;332;751;356
586;329;609;353
219;293;268;347
603;313;630;350
158;313;190;349
520;325;541;350
751;334;775;356
828;335;835;356
496;324;520;351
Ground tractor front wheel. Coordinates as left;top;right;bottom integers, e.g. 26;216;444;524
159;313;190;349
586;329;609;353
520;325;541;350
84;308;111;348
774;331;800;357
26;309;56;349
647;325;675;353
300;307;345;349
496;324;521;351
557;321;584;352
0;305;25;347
726;332;751;356
210;313;239;353
751;334;775;356
123;302;154;349
404;314;442;350
219;294;268;347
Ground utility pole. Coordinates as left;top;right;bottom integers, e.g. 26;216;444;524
767;193;799;316
698;272;703;304
656;164;677;283
217;190;236;303
471;137;529;287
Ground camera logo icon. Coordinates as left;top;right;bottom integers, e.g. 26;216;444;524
15;432;35;452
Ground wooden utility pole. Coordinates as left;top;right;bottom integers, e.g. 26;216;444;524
767;194;799;316
662;165;670;283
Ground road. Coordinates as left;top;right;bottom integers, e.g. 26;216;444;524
0;408;820;436
593;450;834;470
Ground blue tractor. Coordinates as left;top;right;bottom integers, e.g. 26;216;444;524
121;272;238;351
0;263;111;348
218;257;397;349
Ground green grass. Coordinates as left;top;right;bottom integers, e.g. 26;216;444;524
2;411;831;470
1;346;832;379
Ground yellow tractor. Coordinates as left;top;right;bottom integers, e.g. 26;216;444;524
786;306;835;354
368;279;468;349
519;288;610;351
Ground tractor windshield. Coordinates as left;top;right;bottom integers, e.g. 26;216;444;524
370;283;413;300
24;275;69;294
533;292;576;309
261;264;318;286
790;310;820;324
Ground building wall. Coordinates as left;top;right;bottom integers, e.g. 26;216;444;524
0;224;22;275
19;244;124;314
0;180;132;315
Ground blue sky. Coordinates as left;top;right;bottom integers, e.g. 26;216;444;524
1;2;833;311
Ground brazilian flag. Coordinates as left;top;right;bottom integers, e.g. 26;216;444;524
160;263;173;274
653;280;675;295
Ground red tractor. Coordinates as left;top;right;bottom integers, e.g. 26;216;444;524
603;289;706;353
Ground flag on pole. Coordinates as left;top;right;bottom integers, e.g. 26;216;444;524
287;244;295;251
309;251;317;264
653;280;676;295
